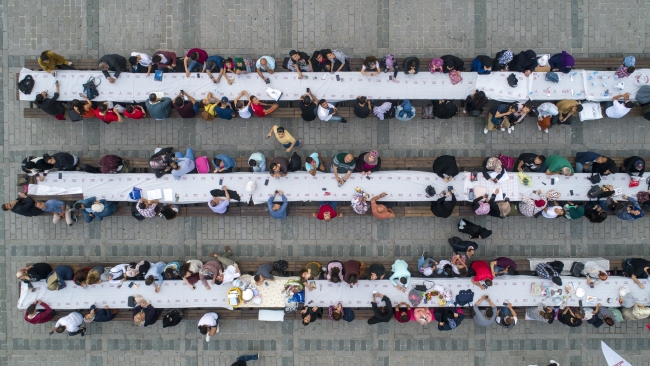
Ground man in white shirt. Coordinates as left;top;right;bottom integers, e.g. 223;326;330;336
234;90;252;119
605;92;635;118
581;261;608;287
52;312;85;336
208;187;230;214
208;247;241;285
198;312;220;341
317;99;347;123
129;52;155;76
256;56;275;82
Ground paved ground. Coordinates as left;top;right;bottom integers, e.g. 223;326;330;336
3;1;650;365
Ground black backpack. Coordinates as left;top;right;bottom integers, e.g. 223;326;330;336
507;73;518;87
570;262;585;277
282;57;290;70
162;309;183;328
18;75;35;95
131;203;145;222
587;185;615;200
287;152;302;172
273;260;289;276
68;108;83;122
454;289;475;306
548;260;565;274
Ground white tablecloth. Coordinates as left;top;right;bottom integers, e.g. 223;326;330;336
20;67;650;103
17;274;297;310
518;173;643;201
304;277;650;308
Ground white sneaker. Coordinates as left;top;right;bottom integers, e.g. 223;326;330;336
538;125;542;131
507;127;512;134
544;129;549;134
483;128;488;134
205;335;211;342
216;324;220;333
510;126;514;131
549;361;559;366
500;128;505;132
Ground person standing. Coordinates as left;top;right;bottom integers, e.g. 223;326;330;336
266;125;302;152
52;312;86;336
198;312;220;341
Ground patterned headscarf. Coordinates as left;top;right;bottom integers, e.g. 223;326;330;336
485;157;503;174
498;50;513;66
364;150;379;165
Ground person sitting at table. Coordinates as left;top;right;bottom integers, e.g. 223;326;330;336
604;92;636;119
269;156;289;178
367;263;385;280
208;186;231;215
198;260;222;290
394;302;411;323
441;54;464;73
607;195;644;221
448;237;478;261
246;152;266;173
173;90;199;118
52;311;86;336
162;261;180;280
484;103;515;134
321;48;350;72
482;157;505;182
133;298;164;327
328;303;344;321
361;56;380;76
326;261;344;283
557;307;582;327
129;52;155;75
210;247;241;286
304;152;325;176
553;100;583;126
403;56;420;74
588;303;616;328
575;152;615;174
317;99;347;123
525;304;556;324
125;260;150;281
490;257;517;277
417;250;438;277
212;154;236;174
470;55;493;75
204;55;227;83
266;125;302;153
435;308;464;331
232;90;253;119
144;261;166;293
146;93;173;121
169;147;195;180
469;260;493;290
584;202;607;223
310;50;329;72
495;302;518;328
542;155;574;176
464;90;488;116
255;55;275;78
548;51;575;73
136;198;159;219
253;263;275;286
370;192;395;220
38;50;75;74
389;259;410;293
492;49;513;71
72;96;95;119
622;303;650;321
579;260;608;288
46;265;73;291
623;156;644;177
542;199;564;219
354;96;372;118
2;193;43;217
438;259;466;278
21;155;53;180
412;307;434;325
432;155;459;182
73;197;116;223
368;293;393;325
267;190;288;219
198;312;220;341
458;219;492;239
430;189;457;218
250;96;279;117
98;54;127;83
17;263;52;292
473;296;497;327
343;260;362;285
123;104;146;120
471;189;503;218
179;259;203;289
624;258;650;289
84;304;117;323
312;202;341;221
94;103;124;124
183;47;208;76
99;263;128;284
299;89;319;121
301;306;323;326
332;152;355;186
356;150;381;176
73;267;92;287
287;50;311;78
536;102;558;133
535;262;563;286
518;190;547;217
510;50;537;77
514;153;545;172
615;63;635;79
299;262;321;291
25;299;55;324
35;83;66;118
152;50;177;72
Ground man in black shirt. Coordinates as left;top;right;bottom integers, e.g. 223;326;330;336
367;293;393;325
624;258;650;288
299;89;318;121
515;153;546;172
35;81;66;117
97;54;127;83
354;96;371;118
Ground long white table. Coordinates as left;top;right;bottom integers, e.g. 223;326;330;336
304;277;650;308
17;274;296;310
19;67;649;103
27;171;644;204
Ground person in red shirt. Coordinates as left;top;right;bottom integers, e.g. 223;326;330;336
24;300;55;324
470;260;494;290
312;202;342;221
94;103;123;124
250;96;279;117
123;104;146;119
394;302;411;323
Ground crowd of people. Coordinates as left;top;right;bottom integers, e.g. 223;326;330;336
31;50;644;130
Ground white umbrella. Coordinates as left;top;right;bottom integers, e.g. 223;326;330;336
601;341;633;366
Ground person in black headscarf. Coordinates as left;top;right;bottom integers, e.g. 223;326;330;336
510;50;537;76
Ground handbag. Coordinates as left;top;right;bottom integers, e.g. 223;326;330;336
129;187;142;201
629;178;640;188
82;77;101;100
68;108;83;122
413;280;435;292
18;75;35;95
589;172;601;184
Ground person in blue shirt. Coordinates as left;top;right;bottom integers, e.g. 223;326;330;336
171;147;196;180
389;259;411;292
145;262;167;293
213;154;236;173
204;55;227;83
248;152;267;173
215;97;235;120
73;196;116;223
470;55;493;75
267;191;288;219
36;199;73;226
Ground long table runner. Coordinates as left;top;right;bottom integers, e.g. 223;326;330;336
304;277;650;308
27;171;644;205
17;274;296;310
19;67;649;103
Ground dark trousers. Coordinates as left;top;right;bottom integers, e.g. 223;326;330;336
551;114;575;126
588;316;604;328
367;316;388;325
56;64;77;71
68;327;85;336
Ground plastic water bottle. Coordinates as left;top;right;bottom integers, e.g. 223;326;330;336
602;82;607;87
